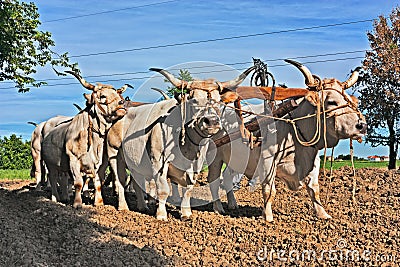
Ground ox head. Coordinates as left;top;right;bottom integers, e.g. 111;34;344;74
66;70;129;122
150;66;254;136
285;60;367;146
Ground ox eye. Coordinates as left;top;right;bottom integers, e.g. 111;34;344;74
327;100;338;106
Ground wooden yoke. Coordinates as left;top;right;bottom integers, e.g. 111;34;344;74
214;99;299;147
235;86;309;100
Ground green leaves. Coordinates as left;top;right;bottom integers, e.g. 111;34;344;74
165;69;194;97
0;0;76;92
0;134;32;170
358;6;400;169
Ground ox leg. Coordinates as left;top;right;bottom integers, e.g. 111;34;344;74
207;160;225;214
110;152;129;211
222;167;238;210
93;174;104;206
181;185;194;220
169;181;181;205
148;179;157;205
48;168;59;202
81;176;91;198
69;159;83;209
305;179;331;220
155;166;170;221
262;178;276;222
59;172;69;203
304;156;331;219
130;172;149;212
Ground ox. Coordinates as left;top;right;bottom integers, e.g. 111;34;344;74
29;116;72;190
95;88;170;211
121;66;254;220
41;71;128;207
207;59;367;222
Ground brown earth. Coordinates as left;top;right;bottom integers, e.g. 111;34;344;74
0;167;399;266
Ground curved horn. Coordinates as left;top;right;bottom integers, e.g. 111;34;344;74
220;66;255;89
73;103;83;112
151;87;170;100
342;67;362;89
27;121;38;127
65;70;95;90
118;84;133;94
150;68;183;88
285;59;315;87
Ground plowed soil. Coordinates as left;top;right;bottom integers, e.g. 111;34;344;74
0;167;399;266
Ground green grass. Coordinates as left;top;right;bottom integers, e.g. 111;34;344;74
321;160;399;170
0;169;32;180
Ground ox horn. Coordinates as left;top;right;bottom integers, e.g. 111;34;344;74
118;84;133;94
27;121;38;127
73;103;83;112
151;87;170;100
150;68;184;88
220;66;255;89
285;59;316;88
65;70;96;90
342;67;362;89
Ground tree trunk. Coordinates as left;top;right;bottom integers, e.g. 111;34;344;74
388;121;397;169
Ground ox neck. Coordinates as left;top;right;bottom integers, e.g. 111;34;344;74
182;125;211;148
289;100;339;149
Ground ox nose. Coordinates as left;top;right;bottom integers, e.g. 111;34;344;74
355;122;367;133
201;115;221;128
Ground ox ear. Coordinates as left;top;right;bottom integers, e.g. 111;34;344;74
220;91;239;103
349;95;359;106
305;91;319;106
83;93;94;104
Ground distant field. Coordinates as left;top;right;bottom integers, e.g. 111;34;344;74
0;169;32;180
0;161;398;180
321;160;399;169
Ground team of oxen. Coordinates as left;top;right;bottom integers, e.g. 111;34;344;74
29;60;367;222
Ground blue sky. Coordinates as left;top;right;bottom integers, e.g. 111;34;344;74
0;0;398;158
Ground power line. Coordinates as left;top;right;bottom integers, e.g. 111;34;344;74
69;19;373;58
42;0;179;23
0;49;366;85
0;55;365;90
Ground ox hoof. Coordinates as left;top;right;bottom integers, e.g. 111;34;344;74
118;204;129;211
82;191;91;198
228;203;239;210
263;212;274;222
181;215;192;221
213;201;226;214
317;213;332;220
73;203;82;209
156;214;168;221
138;206;150;214
94;200;104;207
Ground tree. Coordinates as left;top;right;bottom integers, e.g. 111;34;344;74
0;0;76;92
165;69;194;97
0;134;32;169
358;6;400;169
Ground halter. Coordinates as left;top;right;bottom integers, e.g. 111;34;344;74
178;82;222;145
86;90;125;151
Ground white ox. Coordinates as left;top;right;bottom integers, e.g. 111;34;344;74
121;67;254;220
42;71;127;207
29;116;72;190
207;59;367;222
